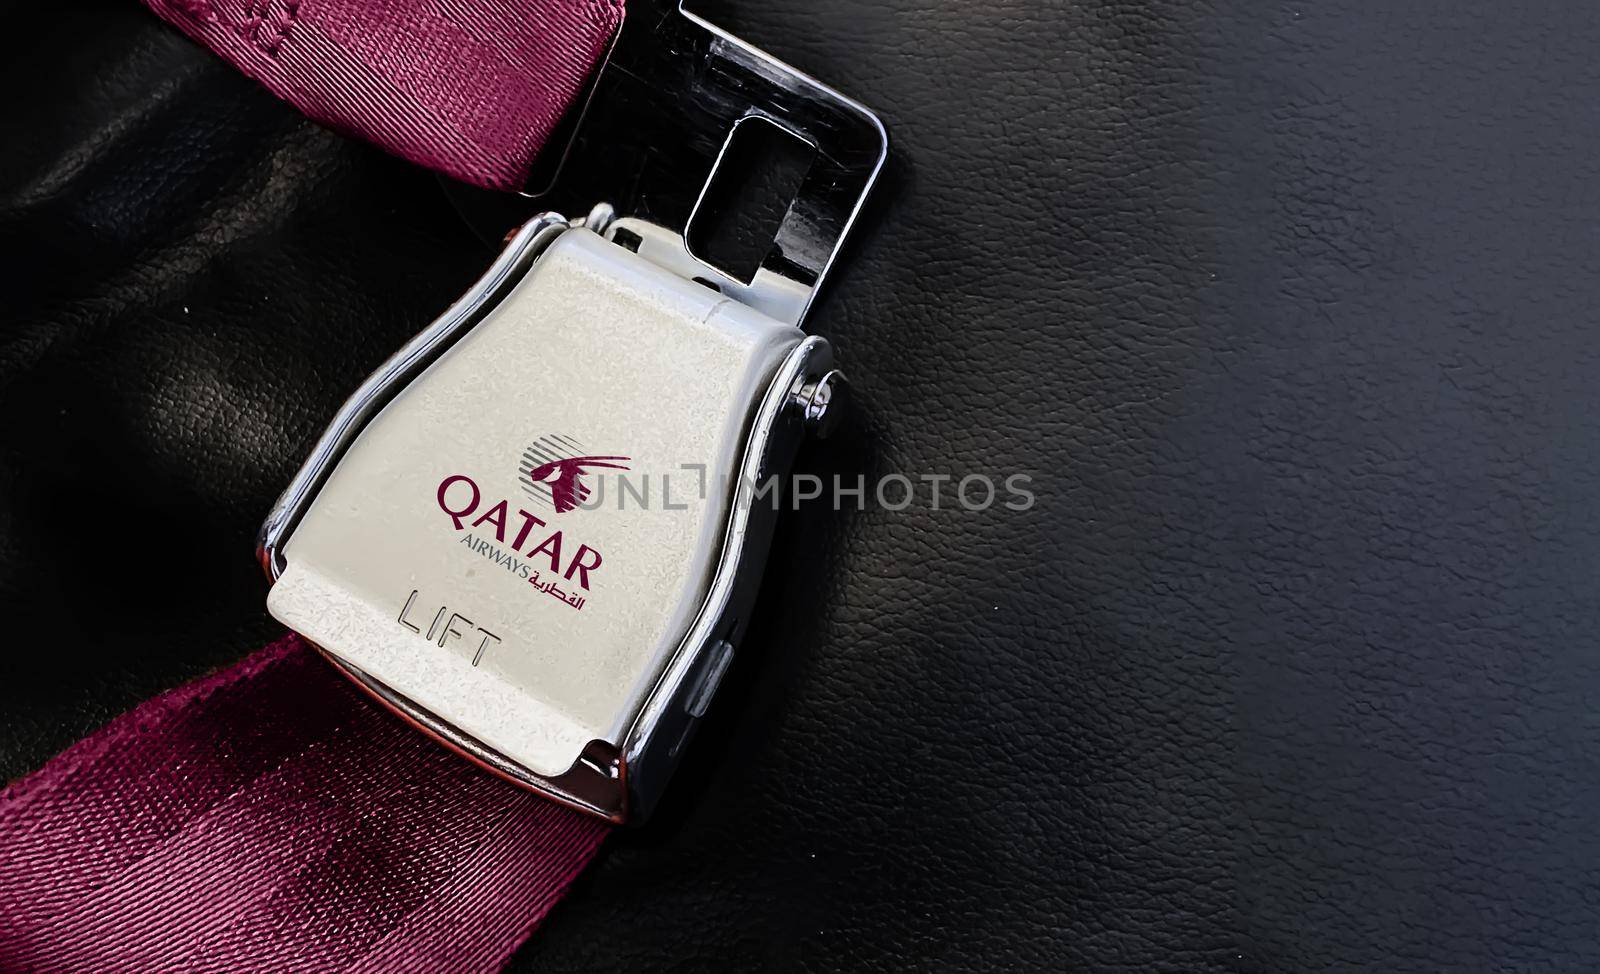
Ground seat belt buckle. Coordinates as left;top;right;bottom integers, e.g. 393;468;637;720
256;1;885;824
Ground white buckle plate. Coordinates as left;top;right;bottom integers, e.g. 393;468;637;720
259;7;884;822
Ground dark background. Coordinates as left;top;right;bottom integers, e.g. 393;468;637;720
4;0;1599;970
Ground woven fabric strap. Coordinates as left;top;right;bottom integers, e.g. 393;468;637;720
0;636;608;972
140;0;623;190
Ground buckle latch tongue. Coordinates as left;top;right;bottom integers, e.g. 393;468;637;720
534;0;887;327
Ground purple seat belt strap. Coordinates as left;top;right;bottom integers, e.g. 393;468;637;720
1;3;624;968
0;637;610;972
141;0;624;191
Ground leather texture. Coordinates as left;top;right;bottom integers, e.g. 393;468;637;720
4;0;1598;970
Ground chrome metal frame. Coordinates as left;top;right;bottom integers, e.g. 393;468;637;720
532;0;888;328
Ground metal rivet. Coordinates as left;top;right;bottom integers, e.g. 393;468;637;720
793;369;848;439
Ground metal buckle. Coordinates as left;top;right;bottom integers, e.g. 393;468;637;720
258;6;884;823
533;0;886;326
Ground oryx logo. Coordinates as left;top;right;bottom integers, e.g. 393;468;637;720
520;435;630;514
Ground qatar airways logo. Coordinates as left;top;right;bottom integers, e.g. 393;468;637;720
437;468;611;612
